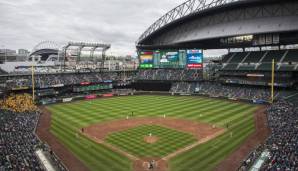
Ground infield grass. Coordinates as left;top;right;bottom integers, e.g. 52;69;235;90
105;125;197;157
48;95;258;171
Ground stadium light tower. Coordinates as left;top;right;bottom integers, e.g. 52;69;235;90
63;42;111;70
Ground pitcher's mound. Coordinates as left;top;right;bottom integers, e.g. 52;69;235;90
144;136;159;144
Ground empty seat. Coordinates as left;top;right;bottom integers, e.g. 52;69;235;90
261;50;286;63
229;52;248;63
257;63;278;71
279;65;296;71
243;51;265;63
221;53;235;63
283;49;298;63
238;65;256;71
222;64;239;71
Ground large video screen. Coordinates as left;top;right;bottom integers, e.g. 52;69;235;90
155;50;181;68
186;49;203;69
139;51;153;68
160;51;179;63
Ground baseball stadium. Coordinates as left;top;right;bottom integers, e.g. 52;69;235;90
0;0;298;171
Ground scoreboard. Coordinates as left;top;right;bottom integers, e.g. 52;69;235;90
139;49;203;69
186;49;203;69
139;51;153;68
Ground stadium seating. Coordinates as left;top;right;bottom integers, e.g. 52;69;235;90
257;50;286;71
278;64;296;71
169;82;287;102
0;94;37;112
221;53;235;63
229;52;248;63
283;49;298;63
238;64;257;71
261;50;286;63
5;72;133;90
243;51;266;63
222;63;239;71
0;110;67;171
136;69;202;81
240;100;298;171
220;49;298;71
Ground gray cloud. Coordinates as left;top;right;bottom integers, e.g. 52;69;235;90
0;0;224;57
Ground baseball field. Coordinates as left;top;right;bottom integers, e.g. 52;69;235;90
47;95;259;171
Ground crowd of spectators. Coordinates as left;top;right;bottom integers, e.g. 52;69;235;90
0;110;42;170
195;82;272;101
0;94;37;112
0;94;67;170
170;82;195;94
0;109;66;171
262;100;298;170
239;100;298;170
5;72;134;89
169;82;272;101
136;69;202;81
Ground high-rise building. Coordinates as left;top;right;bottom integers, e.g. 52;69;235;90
0;49;17;63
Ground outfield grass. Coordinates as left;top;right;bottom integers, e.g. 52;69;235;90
106;125;197;157
48;95;258;171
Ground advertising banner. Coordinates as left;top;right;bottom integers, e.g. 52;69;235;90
102;93;114;97
63;98;73;103
85;95;96;99
51;84;64;88
80;82;91;85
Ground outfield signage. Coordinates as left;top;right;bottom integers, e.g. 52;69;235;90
187;64;202;68
51;84;64;88
11;86;29;90
80;82;91;85
85;94;96;99
63;98;73;103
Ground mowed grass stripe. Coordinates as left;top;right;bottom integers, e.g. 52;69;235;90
105;125;196;157
50;97;222;124
169;116;255;171
48;95;258;171
50;121;131;167
50;124;131;171
168;113;254;162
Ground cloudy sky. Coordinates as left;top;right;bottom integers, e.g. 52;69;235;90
0;0;225;57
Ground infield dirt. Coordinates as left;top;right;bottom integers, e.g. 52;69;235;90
37;105;268;171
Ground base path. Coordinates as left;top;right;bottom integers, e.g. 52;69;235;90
37;107;89;171
84;117;224;140
84;117;225;171
214;105;270;171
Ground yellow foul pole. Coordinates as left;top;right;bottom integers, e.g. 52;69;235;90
271;59;275;104
32;65;35;103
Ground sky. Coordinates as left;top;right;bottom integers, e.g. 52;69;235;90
0;0;226;57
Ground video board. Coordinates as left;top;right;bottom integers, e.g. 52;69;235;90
160;51;179;63
139;51;153;68
186;49;203;69
154;50;183;68
138;49;202;69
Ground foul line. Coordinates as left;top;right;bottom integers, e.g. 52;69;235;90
83;129;225;162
